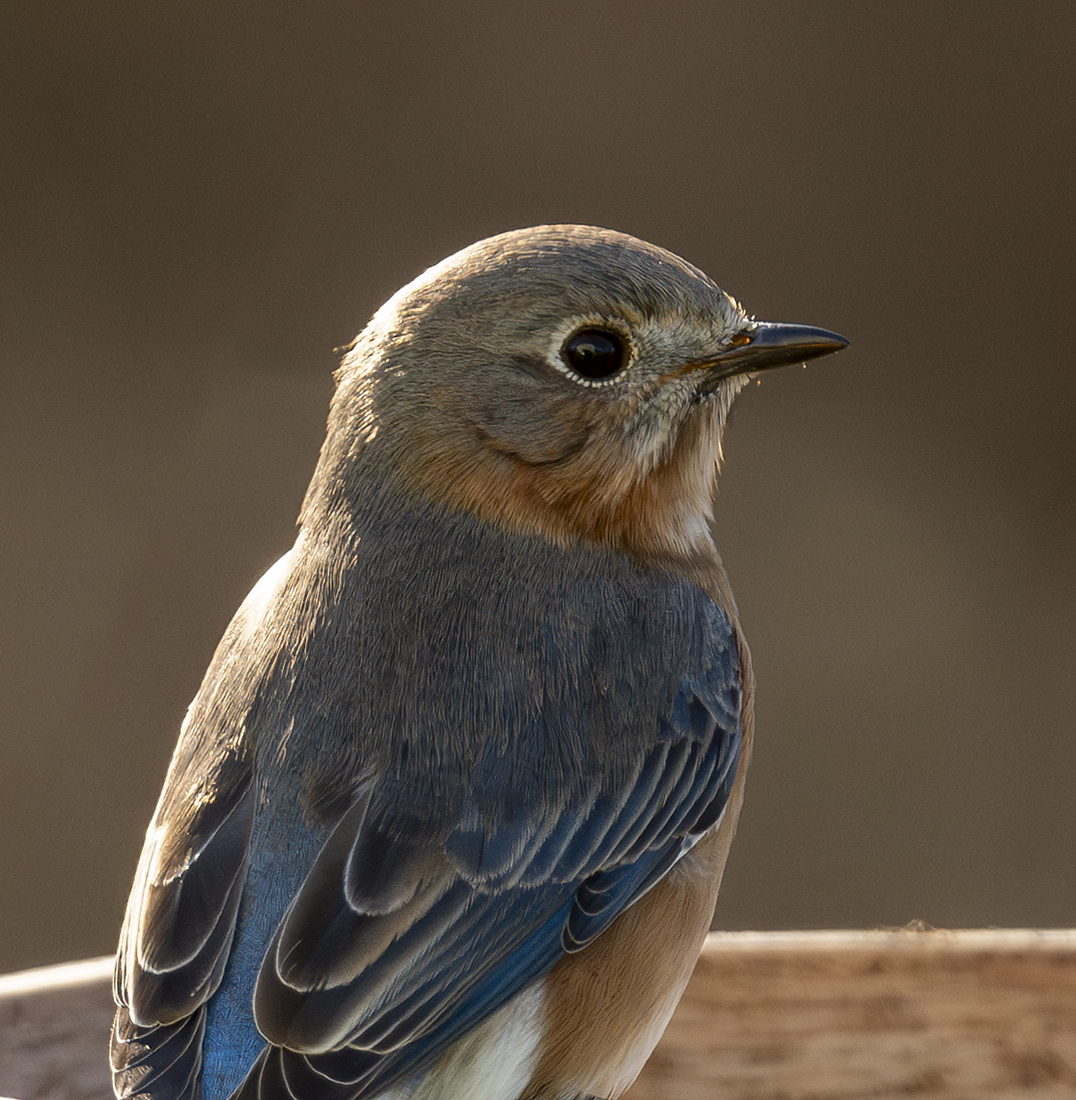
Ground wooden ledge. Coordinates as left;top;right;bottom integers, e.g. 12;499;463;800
2;931;1075;1099
631;929;1076;1099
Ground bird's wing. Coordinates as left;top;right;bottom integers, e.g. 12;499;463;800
111;744;255;1099
241;626;742;1100
111;553;293;1100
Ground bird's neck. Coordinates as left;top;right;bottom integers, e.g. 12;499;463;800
300;398;738;613
397;406;728;577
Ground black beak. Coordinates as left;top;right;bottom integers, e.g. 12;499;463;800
703;321;849;380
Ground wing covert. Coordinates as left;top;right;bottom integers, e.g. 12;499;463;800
242;622;742;1100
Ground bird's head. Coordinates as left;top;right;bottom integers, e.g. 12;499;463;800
307;225;847;564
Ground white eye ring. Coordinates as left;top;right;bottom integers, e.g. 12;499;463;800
561;328;629;382
548;319;633;388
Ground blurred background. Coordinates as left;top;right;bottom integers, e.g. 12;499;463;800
2;2;1074;974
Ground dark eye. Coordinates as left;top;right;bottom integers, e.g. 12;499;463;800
562;329;628;380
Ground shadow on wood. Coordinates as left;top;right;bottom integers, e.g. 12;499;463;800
2;930;1074;1099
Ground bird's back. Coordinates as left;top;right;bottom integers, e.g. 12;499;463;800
114;500;744;1100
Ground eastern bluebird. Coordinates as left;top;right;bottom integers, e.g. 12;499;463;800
111;225;847;1100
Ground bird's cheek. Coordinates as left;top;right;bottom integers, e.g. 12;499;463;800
465;393;596;465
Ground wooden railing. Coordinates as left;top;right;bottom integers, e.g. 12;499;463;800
2;930;1074;1099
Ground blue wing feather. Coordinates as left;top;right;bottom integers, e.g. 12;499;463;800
236;648;741;1100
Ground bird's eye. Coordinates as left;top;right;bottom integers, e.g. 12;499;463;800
562;329;628;380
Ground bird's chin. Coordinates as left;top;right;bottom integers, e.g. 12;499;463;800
689;380;733;405
691;370;751;404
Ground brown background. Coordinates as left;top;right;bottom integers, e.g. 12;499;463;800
2;2;1073;974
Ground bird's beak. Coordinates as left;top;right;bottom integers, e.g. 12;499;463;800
694;321;849;382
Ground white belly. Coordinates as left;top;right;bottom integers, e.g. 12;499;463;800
378;981;547;1100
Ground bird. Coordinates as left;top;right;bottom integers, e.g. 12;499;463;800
110;224;848;1100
